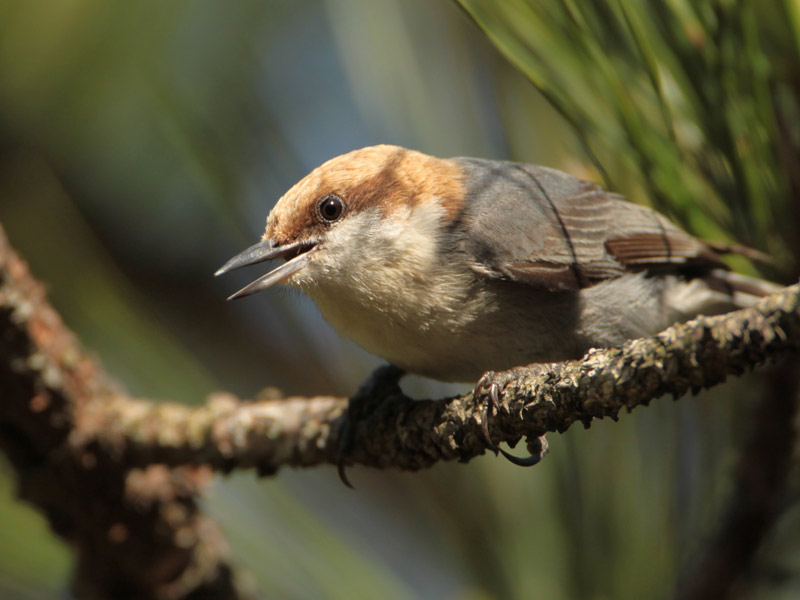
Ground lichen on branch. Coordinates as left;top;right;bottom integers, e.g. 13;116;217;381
1;220;799;599
0;224;247;600
72;285;800;475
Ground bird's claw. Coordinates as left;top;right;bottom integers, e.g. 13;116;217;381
474;369;524;452
336;418;355;489
475;369;550;467
337;364;405;488
475;374;503;412
474;372;504;453
498;434;549;467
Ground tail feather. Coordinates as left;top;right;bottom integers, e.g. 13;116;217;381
704;270;784;308
703;240;773;265
665;269;783;319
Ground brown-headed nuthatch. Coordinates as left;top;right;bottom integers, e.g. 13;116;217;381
217;145;780;385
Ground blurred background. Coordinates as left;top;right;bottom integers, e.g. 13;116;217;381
0;1;799;598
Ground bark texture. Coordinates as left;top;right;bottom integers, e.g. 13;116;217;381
71;283;800;474
1;221;799;598
0;225;246;600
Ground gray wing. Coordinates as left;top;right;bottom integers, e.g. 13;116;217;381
454;158;725;292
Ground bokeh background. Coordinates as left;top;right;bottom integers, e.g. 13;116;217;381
1;1;799;598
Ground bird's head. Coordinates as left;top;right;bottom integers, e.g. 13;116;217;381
216;145;465;300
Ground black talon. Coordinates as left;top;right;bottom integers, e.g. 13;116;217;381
499;448;544;466
499;434;549;467
336;364;405;488
337;458;355;489
336;416;355;489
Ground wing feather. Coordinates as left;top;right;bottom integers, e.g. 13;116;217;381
455;159;726;292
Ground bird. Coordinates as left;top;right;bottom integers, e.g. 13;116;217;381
216;144;780;386
216;144;784;477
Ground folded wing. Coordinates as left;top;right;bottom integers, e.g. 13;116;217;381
455;159;725;292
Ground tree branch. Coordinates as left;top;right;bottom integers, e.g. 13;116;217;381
0;224;248;600
73;284;800;475
2;220;800;598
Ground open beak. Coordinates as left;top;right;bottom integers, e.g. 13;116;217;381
215;238;317;300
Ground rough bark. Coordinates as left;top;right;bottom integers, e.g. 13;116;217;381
69;285;800;475
1;221;799;598
0;224;247;600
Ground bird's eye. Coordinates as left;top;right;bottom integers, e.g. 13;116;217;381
317;194;345;223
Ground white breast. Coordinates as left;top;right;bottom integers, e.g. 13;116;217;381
287;203;494;378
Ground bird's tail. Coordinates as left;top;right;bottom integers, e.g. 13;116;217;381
666;269;783;319
704;270;784;308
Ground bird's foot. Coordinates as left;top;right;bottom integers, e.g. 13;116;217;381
473;371;502;452
475;366;550;467
474;367;530;451
337;364;405;488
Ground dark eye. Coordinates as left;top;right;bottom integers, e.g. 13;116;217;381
317;194;345;222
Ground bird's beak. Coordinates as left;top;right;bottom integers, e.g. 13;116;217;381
215;238;317;300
